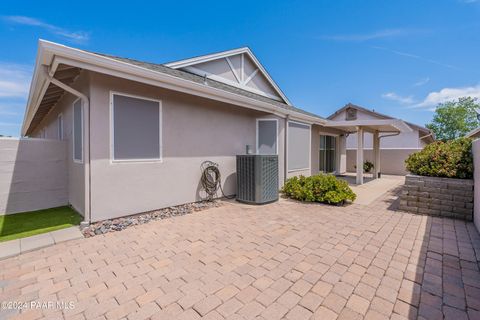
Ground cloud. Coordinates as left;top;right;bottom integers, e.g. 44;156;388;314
414;77;430;87
0;102;24;116
318;28;409;42
382;92;415;105
413;84;480;110
2;16;89;43
0;62;31;98
372;46;460;70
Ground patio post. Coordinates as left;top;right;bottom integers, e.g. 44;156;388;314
373;130;380;179
356;126;364;185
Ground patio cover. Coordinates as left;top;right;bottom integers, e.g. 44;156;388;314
324;119;413;184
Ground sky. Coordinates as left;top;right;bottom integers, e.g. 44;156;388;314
0;0;480;136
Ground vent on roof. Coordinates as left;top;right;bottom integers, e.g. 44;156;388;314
346;108;357;121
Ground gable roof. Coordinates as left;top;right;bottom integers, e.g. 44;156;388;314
328;103;432;135
96;53;320;118
22;40;325;135
165;47;292;105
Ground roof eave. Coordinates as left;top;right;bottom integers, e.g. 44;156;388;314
22;41;325;135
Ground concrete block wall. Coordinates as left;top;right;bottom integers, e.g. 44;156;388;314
399;174;473;221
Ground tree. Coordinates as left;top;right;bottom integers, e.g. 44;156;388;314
426;97;480;141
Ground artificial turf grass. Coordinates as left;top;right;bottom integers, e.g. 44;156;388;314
0;206;82;242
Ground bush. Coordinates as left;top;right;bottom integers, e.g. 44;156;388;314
281;174;356;205
354;161;374;173
405;137;473;179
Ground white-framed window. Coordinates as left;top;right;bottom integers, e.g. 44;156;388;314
256;118;278;155
73;99;83;163
110;91;162;162
57;113;64;140
287;120;311;172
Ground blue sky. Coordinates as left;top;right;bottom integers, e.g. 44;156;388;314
1;0;480;136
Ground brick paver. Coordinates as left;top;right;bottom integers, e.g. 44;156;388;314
1;185;480;319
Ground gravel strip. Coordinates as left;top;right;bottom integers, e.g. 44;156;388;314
82;200;222;237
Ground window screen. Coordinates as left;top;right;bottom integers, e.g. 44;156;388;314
257;120;277;154
73;100;83;161
288;121;310;170
113;94;161;160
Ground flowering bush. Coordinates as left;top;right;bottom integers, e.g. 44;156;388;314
281;174;356;205
405;137;473;179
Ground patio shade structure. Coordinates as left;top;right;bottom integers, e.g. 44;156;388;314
324;119;413;184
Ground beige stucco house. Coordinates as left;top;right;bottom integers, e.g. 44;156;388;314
328;104;434;175
17;40;417;223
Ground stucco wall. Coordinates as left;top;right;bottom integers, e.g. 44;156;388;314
346;148;422;175
0;138;68;214
88;72;281;221
28;73;90;215
473;139;480;232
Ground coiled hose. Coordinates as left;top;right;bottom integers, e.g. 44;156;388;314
200;161;235;200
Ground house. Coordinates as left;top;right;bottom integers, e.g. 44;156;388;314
13;40;414;223
328;104;434;175
466;127;480;139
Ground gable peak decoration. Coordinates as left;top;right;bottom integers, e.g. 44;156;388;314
165;47;291;105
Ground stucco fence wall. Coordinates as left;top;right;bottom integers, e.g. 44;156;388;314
346;148;422;175
0;138;68;215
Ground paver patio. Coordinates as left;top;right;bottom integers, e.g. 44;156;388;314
1;185;480;320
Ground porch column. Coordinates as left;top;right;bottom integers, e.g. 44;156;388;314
356;127;364;185
373;130;380;179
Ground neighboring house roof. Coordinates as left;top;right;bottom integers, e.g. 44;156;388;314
22;40;326;136
165;47;292;105
466;127;480;139
328;103;434;141
324;119;413;134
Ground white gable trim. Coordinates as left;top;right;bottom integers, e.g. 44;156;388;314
183;66;284;102
165;47;292;106
225;56;241;84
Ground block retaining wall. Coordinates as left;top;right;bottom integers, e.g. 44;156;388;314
399;174;473;221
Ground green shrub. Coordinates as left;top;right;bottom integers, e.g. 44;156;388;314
405;137;473;179
354;161;374;173
281;174;356;205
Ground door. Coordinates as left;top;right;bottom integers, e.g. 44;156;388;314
319;135;336;173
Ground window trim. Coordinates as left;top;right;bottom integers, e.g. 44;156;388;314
256;118;278;155
109;91;163;163
57;113;64;140
72;98;83;163
287;120;311;173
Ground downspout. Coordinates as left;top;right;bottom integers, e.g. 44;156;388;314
379;132;401;140
43;66;91;225
284;114;290;184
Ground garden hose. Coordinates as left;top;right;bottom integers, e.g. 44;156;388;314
200;161;235;200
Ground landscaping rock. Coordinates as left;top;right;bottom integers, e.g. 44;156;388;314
82;200;222;237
